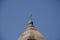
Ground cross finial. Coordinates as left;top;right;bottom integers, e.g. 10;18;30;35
30;13;32;21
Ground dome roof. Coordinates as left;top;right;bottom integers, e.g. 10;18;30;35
18;15;45;40
18;27;45;40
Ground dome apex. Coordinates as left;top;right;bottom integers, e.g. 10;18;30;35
18;15;46;40
28;14;34;27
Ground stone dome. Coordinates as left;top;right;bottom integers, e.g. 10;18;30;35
18;15;46;40
18;26;45;40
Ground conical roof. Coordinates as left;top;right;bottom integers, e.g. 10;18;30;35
18;15;45;40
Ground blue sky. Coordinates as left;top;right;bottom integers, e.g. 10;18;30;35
0;0;60;40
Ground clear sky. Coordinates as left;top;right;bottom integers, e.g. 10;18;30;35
0;0;60;40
